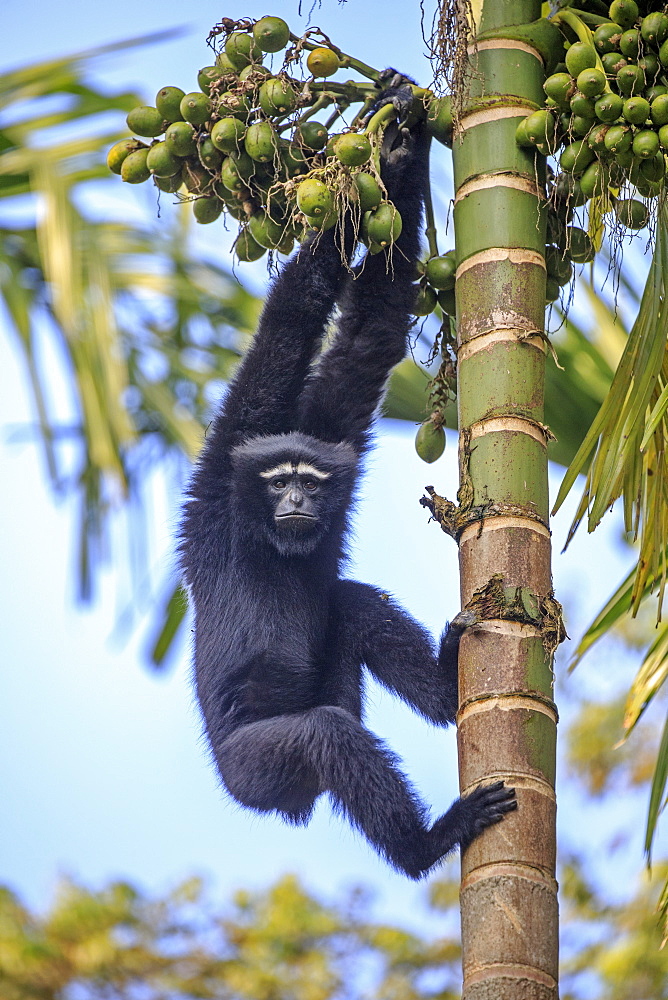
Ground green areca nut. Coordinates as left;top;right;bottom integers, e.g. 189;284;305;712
565;42;597;77
259;78;297;115
651;94;668;126
225;31;262;70
245;122;278;162
545;246;573;285
647;85;668;103
515;118;532;147
252;16;290;53
619;28;640;59
640;152;665;181
616;64;644;96
560;139;594;173
604;124;632;153
146;141;181;177
234;227;267;261
366;202;402;247
120;147;150;183
218;91;251;120
524;109;557;145
107;139;141;174
154;172;183;193
211;117;245;153
197;67;223;96
248;211;286;249
180;92;212;125
353;172;383;212
193;197;224;224
579;160;605;198
544;72;574;108
295;121;328;150
622;96;650;124
280;142;309;177
425;254;456;291
615;197;649;228
156;87;185;122
570;91;596;117
414;285;437;316
595;92;623;122
632;129;660;158
334;133;372;166
568;227;595;263
587;123;610;155
415;421;445;463
641;12;668;47
594;22;623;54
198;137;223;171
296;178;334;217
609;1;639;30
571;115;593;138
215;52;238;75
577;68;606;97
165;121;197;157
602;52;627;74
127;106;166;138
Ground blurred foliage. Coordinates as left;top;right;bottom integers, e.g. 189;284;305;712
561;859;668;1000
2;859;668;1000
0;41;260;607
2;692;667;999
566;695;658;797
0;873;462;1000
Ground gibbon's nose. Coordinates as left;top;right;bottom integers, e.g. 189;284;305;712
289;488;304;507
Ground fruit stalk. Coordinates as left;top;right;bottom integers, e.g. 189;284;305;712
288;32;382;82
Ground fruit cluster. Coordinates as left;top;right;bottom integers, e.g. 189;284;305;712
107;15;452;263
414;250;457;317
517;1;668;295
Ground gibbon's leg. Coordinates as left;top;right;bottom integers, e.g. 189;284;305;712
216;707;437;877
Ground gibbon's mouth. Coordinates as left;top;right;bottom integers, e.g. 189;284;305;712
275;512;317;521
275;512;318;530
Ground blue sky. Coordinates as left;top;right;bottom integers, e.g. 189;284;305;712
0;0;662;931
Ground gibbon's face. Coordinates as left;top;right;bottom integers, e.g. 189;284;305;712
230;432;359;557
260;459;330;539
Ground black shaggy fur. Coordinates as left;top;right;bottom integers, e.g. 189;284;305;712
180;100;516;879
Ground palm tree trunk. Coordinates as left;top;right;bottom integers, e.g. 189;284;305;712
450;1;559;997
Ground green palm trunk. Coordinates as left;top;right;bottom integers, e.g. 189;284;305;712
450;2;559;996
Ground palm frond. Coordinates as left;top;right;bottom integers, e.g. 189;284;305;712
0;43;260;609
553;206;668;622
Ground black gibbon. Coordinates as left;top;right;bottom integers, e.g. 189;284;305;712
180;85;516;878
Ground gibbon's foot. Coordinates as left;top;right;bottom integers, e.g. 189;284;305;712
457;781;518;850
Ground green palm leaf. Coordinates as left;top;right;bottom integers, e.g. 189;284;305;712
554;207;668;621
0;41;260;613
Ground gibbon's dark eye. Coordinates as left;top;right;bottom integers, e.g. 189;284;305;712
303;479;318;492
272;479;287;490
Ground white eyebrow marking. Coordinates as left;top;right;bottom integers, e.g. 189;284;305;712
259;462;331;480
296;463;330;480
259;463;293;479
